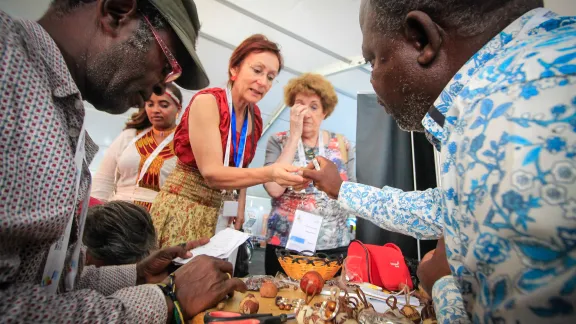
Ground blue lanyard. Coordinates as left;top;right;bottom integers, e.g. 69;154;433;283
231;107;249;168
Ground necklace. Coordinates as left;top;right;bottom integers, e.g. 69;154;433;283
152;126;176;138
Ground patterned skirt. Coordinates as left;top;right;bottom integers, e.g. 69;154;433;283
134;200;153;211
150;162;222;248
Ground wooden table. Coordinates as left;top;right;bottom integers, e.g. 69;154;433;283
191;289;329;323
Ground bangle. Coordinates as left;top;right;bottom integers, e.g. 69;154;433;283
157;273;185;324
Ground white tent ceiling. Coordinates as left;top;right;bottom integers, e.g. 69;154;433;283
1;0;575;198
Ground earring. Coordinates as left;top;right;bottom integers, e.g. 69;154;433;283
231;75;237;81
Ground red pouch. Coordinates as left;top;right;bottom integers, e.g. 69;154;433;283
346;240;413;291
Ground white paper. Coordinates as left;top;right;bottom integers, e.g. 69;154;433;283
222;201;239;217
173;228;250;264
285;210;322;253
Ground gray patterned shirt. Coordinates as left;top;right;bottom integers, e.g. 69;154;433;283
0;11;167;323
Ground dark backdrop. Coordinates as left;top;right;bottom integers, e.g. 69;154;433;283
355;93;437;260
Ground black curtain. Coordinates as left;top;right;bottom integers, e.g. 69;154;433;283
355;93;437;261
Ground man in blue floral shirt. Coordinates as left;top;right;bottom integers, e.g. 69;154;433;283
304;0;576;323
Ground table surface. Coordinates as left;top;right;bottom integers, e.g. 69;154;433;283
191;289;329;324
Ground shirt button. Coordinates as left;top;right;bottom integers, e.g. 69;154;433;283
69;128;80;137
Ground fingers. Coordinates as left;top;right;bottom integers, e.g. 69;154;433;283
213;258;234;275
315;156;331;167
298;107;309;121
303;162;315;170
301;169;321;182
161;245;190;260
281;173;305;185
185;238;210;250
292;180;312;191
223;277;248;294
282;164;301;173
177;238;210;258
292;104;308;116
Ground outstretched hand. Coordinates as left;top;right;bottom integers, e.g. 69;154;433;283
301;156;344;199
269;163;306;187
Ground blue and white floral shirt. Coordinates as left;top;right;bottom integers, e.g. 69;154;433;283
339;8;576;324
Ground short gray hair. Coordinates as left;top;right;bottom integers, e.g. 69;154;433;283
369;0;543;37
84;201;157;265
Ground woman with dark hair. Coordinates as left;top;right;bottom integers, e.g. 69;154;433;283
84;201;157;267
151;34;305;248
91;83;183;211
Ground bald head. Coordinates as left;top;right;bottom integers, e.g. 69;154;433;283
365;0;543;37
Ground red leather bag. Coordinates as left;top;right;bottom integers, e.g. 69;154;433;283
347;240;413;291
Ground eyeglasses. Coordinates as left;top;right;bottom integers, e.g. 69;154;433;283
141;14;182;83
248;64;278;85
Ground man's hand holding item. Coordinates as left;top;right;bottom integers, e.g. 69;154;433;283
301;156;343;199
136;238;210;284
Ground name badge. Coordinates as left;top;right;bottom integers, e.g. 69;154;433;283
222;201;239;217
285;210;323;253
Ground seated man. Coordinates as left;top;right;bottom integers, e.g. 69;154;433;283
84;201;157;267
0;0;245;322
304;0;576;322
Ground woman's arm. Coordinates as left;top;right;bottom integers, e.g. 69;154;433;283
188;94;303;190
234;188;247;230
345;138;357;183
263;135;299;198
91;131;130;201
263;104;309;198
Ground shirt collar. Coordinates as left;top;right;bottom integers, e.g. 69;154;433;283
422;8;557;151
16;18;81;99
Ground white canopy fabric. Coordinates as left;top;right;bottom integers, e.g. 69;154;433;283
1;0;574;198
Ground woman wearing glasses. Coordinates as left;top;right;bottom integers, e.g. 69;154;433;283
150;34;305;248
91;83;183;211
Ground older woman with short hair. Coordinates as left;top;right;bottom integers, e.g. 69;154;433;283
263;73;356;275
84;201;157;267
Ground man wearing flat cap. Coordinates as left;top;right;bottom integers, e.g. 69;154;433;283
0;0;246;322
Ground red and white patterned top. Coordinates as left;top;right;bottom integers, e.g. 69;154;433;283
0;11;167;322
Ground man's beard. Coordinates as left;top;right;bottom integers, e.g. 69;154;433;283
84;25;152;114
392;81;432;132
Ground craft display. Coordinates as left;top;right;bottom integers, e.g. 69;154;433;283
421;301;438;324
397;283;421;324
246;275;297;291
300;271;325;303
260;281;279;298
276;249;343;280
230;254;438;324
239;293;259;314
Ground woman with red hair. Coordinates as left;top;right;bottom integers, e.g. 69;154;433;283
150;34;304;248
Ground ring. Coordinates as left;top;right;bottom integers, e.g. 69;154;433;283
226;273;232;280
